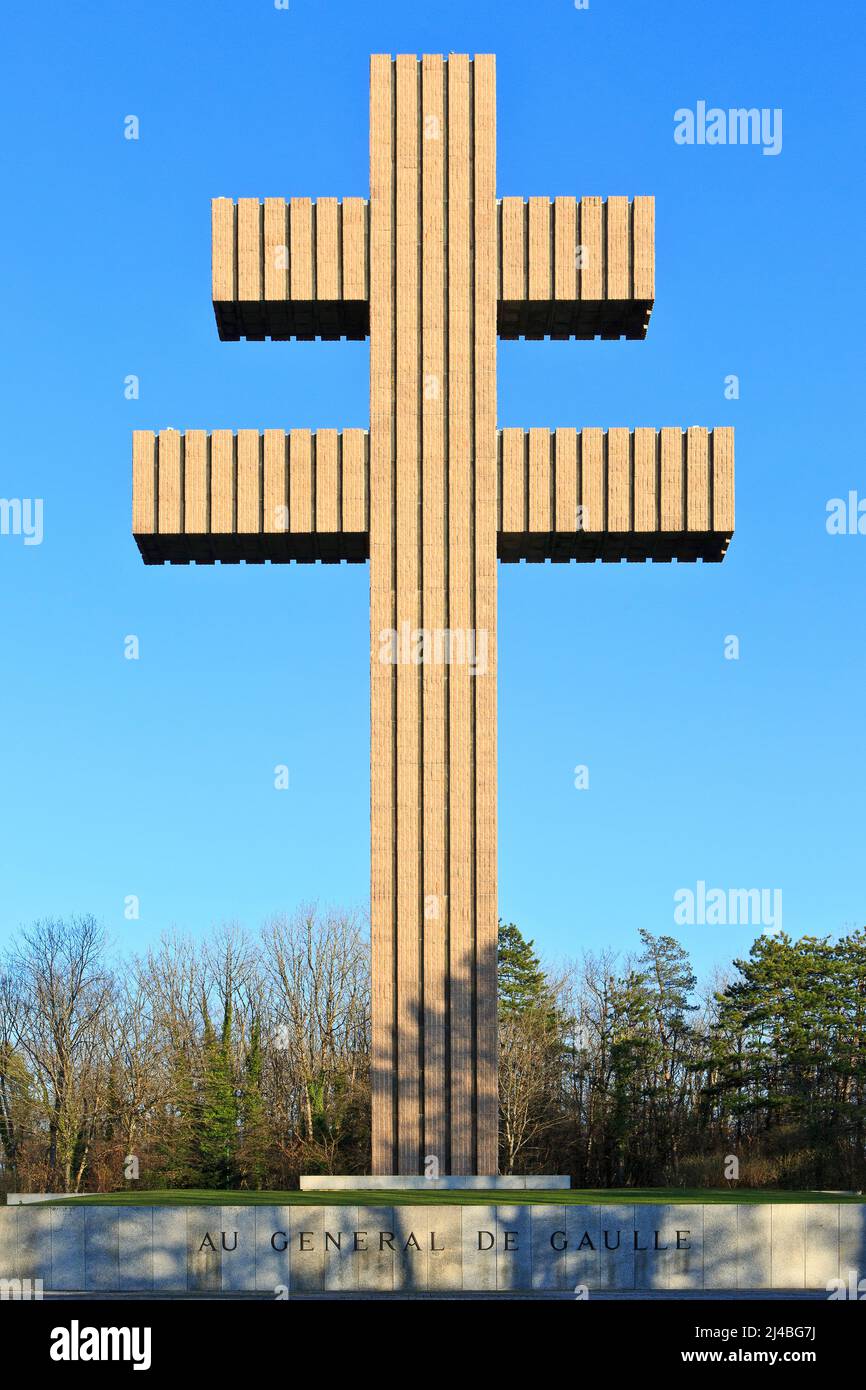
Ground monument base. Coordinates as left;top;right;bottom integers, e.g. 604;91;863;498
2;1201;857;1293
299;1175;571;1191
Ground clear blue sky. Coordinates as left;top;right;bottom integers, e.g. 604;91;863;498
1;0;863;983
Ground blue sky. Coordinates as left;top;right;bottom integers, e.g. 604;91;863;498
1;0;863;984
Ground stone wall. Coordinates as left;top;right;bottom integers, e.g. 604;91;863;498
1;1204;863;1294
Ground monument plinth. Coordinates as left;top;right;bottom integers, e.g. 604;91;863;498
5;1201;855;1295
132;54;734;1178
298;1175;570;1191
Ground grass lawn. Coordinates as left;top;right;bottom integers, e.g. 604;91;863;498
20;1187;866;1208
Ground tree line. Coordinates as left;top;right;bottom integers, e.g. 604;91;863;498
1;911;864;1193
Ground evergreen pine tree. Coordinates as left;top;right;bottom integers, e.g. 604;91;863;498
239;1016;268;1189
198;994;239;1189
498;921;549;1017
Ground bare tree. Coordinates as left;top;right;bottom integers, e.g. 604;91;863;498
262;907;369;1171
10;916;115;1191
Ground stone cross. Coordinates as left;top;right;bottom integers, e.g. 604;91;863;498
132;54;734;1177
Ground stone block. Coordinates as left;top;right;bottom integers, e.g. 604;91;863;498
839;1205;866;1289
322;1205;360;1293
255;1205;292;1295
442;1176;516;1190
598;1205;635;1290
393;1205;434;1291
461;1204;497;1292
289;1205;325;1292
496;1204;532;1291
50;1207;85;1290
426;1206;462;1292
633;1204;666;1290
84;1208;119;1290
531;1205;568;1291
566;1204;600;1294
703;1205;738;1290
805;1205;839;1289
119;1208;153;1291
737;1204;772;1289
771;1204;805;1289
152;1208;187;1291
300;1175;395;1190
668;1204;703;1291
219;1205;257;1292
17;1207;51;1283
187;1206;222;1292
0;1209;17;1282
354;1206;395;1292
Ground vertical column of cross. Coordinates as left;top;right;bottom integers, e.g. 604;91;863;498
369;54;397;1174
369;53;499;1176
420;54;448;1175
472;55;499;1176
446;53;473;1177
446;53;499;1175
370;54;426;1173
393;55;423;1175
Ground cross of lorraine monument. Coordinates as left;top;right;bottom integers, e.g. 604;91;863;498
132;54;734;1180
